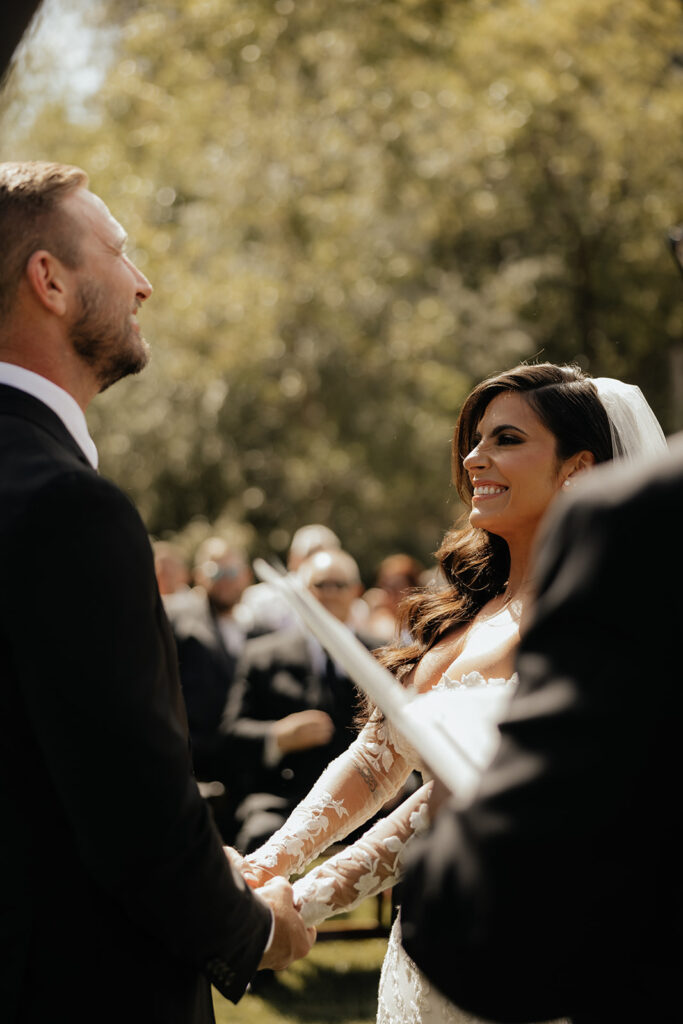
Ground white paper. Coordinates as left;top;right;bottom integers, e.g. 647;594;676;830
253;560;513;803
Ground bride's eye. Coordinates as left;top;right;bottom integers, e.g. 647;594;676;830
497;434;523;445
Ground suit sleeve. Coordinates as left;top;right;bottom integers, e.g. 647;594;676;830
7;472;271;1001
215;651;283;807
222;655;275;749
400;483;677;1022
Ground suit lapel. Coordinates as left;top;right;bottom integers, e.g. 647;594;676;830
0;383;95;470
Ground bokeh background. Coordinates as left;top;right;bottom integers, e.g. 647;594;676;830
2;0;682;579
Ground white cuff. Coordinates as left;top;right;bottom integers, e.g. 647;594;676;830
263;728;284;768
263;907;276;952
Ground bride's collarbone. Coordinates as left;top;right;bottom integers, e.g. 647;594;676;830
414;609;519;692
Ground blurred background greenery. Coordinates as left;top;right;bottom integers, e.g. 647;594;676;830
2;0;682;579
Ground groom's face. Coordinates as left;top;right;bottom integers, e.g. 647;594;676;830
61;187;153;391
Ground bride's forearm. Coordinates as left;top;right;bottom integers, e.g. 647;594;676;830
291;782;433;928
244;714;413;884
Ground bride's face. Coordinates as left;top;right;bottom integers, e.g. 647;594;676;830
463;391;574;543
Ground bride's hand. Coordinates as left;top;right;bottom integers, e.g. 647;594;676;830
241;860;278;890
223;847;278;889
223;845;247;874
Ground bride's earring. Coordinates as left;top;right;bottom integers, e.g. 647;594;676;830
562;478;572;489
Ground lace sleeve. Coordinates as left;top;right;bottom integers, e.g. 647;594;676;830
243;709;414;883
292;782;433;927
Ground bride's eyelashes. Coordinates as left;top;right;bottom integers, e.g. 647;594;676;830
470;432;524;449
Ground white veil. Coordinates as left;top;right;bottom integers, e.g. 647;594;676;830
592;377;668;462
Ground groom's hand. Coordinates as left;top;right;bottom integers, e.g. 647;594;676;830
256;876;316;970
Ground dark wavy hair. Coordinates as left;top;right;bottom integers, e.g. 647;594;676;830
375;362;615;683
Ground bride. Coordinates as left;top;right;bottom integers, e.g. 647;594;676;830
235;363;667;1023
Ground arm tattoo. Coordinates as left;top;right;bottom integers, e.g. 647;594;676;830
354;764;378;792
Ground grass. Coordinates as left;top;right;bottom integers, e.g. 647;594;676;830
213;893;392;1023
213;937;387;1024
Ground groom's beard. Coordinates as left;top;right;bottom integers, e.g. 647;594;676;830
70;279;149;392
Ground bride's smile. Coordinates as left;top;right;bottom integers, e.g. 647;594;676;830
464;390;593;547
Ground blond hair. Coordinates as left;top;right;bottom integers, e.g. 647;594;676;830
0;161;88;319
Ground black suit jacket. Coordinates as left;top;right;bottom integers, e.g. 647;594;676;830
165;591;244;781
401;441;683;1023
221;628;372;809
0;384;271;1024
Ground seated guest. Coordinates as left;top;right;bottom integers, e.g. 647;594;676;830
222;549;379;853
163;536;256;840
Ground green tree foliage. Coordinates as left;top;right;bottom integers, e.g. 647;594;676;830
1;0;681;576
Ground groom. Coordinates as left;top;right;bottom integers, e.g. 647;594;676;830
0;162;314;1024
399;442;682;1022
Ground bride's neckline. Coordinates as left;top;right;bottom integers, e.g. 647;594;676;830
437;668;518;689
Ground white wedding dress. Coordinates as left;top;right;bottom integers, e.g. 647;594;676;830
244;669;518;1023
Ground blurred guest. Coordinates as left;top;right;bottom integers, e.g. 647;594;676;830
221;549;380;853
163;536;257;840
287;524;342;571
152;539;190;596
364;553;424;642
240;523;342;633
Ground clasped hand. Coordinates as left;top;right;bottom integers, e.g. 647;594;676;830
224;847;315;971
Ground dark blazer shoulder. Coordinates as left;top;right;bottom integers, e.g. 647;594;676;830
0;383;92;466
10;458;142;540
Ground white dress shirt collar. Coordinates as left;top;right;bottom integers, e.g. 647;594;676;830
0;362;98;469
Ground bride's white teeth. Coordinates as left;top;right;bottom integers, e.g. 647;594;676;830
474;485;507;495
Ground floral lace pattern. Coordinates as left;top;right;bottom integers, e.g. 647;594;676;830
253;791;350;877
378;918;483;1024
434;669;517;692
293;784;432;927
245;670;518;942
378;918;569;1024
244;711;412;883
384;670;518;771
363;710;398;774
